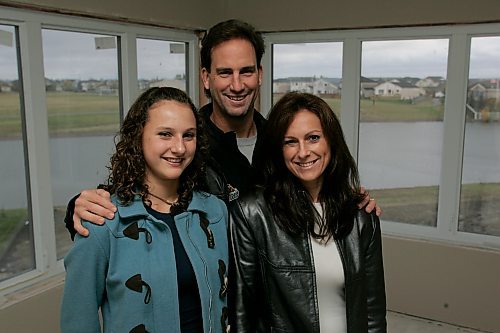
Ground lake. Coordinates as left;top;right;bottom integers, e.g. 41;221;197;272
1;122;499;209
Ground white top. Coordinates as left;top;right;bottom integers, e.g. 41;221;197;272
311;202;347;333
236;134;257;163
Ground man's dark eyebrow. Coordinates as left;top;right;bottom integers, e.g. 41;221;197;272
215;65;256;74
240;65;257;72
215;67;232;74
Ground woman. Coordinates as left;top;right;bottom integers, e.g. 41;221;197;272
61;87;229;333
230;92;386;332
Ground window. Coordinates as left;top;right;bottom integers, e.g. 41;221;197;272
272;42;342;117
137;38;187;93
358;39;449;227
0;7;196;294
0;24;34;282
264;24;500;248
460;36;500;236
41;29;121;259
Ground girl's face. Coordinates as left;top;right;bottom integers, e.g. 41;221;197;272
142;100;197;189
282;109;331;199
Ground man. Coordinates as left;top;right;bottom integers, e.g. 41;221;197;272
65;19;379;237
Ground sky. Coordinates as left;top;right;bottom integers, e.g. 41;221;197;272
273;38;500;79
1;25;500;81
0;27;186;81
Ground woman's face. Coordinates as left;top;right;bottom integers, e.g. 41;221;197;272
282;109;331;199
142;100;197;189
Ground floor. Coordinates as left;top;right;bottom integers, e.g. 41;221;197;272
388;311;492;333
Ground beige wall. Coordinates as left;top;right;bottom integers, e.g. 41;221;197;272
383;236;500;333
1;1;500;332
2;0;500;31
0;0;214;29
220;0;500;31
0;282;63;332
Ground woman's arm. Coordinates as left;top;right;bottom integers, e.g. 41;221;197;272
60;222;109;333
228;200;262;333
365;213;387;333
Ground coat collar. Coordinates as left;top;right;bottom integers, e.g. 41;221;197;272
114;191;217;222
104;191;220;238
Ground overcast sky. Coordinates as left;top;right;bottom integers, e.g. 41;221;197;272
1;25;500;81
0;27;186;81
273;38;500;79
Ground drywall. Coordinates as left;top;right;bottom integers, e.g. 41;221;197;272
383;236;500;333
2;0;500;31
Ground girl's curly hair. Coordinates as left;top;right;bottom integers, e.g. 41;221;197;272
107;87;208;214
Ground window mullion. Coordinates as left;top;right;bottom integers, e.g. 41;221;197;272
341;38;362;159
438;33;470;236
120;32;138;119
260;37;273;118
18;20;58;274
186;37;199;106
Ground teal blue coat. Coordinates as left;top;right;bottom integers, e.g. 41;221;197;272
61;191;229;333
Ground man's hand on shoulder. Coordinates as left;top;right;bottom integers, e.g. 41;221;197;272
358;186;382;217
74;189;116;236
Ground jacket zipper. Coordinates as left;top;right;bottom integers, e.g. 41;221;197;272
334;237;349;332
306;232;321;333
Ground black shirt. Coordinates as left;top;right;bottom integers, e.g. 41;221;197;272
145;204;203;333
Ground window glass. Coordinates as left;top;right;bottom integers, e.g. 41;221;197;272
359;39;449;227
137;38;186;93
0;25;35;281
460;36;500;236
273;42;343;117
42;29;120;259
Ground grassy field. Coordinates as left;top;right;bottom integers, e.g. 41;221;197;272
274;94;444;122
359;96;444;122
0;208;28;255
370;183;499;235
0;92;120;138
0;92;446;138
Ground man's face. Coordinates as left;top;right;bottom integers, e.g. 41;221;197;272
201;38;263;119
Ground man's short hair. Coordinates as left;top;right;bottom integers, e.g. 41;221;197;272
200;19;265;72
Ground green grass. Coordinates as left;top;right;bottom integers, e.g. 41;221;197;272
273;94;444;122
0;92;120;137
369;186;440;226
362;97;444;122
368;183;500;233
0;92;461;138
0;208;28;254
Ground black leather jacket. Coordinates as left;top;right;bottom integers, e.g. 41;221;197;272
229;187;387;333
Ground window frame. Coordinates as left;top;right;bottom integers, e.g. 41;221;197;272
262;23;500;251
0;6;198;296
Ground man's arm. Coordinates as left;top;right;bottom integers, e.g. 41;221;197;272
64;188;116;239
359;186;382;217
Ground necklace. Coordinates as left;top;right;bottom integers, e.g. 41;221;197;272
148;192;178;206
